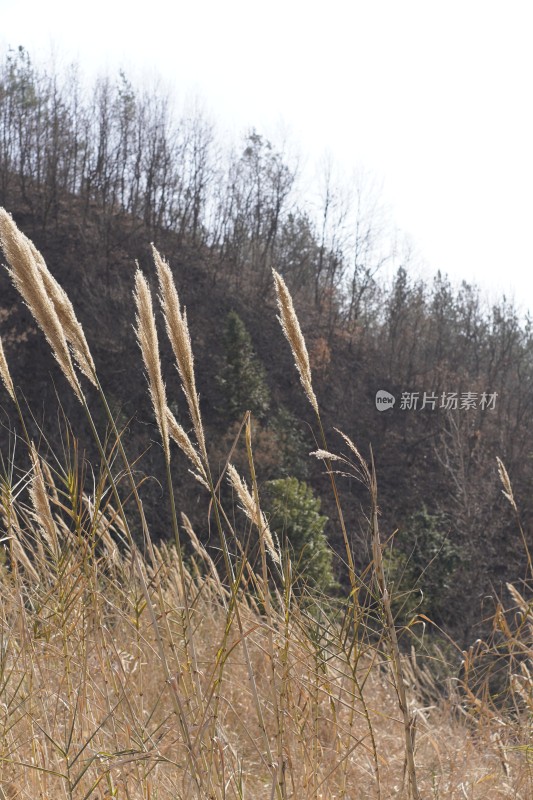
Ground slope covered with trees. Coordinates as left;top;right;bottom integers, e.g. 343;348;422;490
0;46;532;647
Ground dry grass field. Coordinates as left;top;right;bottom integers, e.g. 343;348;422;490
0;208;530;798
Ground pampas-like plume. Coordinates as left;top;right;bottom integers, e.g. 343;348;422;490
272;269;318;415
334;428;371;485
497;456;532;576
134;270;169;453
29;445;59;559
497;456;517;511
0;209;82;399
311;449;342;462
30;241;96;385
227;462;280;565
181;512;224;593
0;336;15;402
152;245;206;460
166;408;208;488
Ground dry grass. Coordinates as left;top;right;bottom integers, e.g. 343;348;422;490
0;211;530;798
0;491;530;799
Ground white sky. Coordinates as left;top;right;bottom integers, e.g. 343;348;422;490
2;0;533;312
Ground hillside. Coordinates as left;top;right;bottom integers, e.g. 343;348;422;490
2;200;533;798
0;47;532;652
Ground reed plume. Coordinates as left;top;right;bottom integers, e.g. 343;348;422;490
134;269;169;454
227;462;280;564
29;444;59;559
0;208;82;399
181;512;224;592
272;269;318;415
30;241;96;385
497;456;517;511
0;336;15;402
152;245;206;461
167;407;208;488
497;456;532;575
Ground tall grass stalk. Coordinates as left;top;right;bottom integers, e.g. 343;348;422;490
274;268;383;796
154;247;287;797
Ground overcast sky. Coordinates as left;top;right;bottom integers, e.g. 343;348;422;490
2;0;532;311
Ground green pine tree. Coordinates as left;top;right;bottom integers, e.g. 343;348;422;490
269;406;309;479
384;506;460;625
264;477;335;594
216;311;270;420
